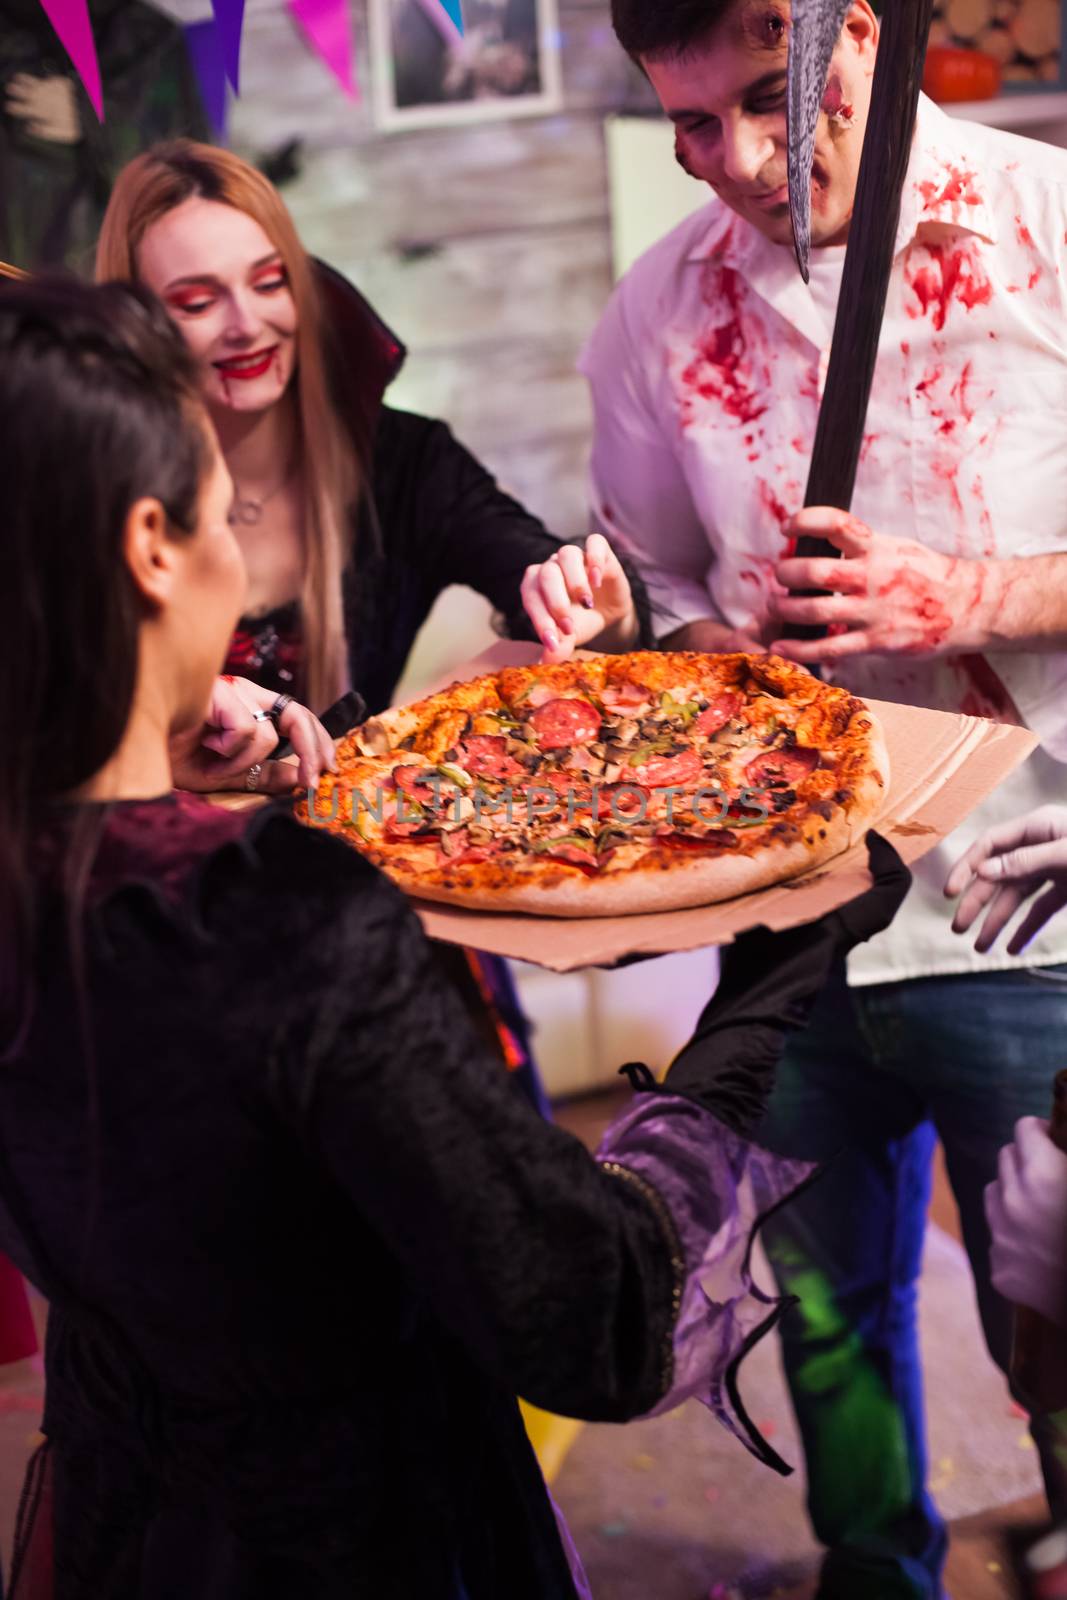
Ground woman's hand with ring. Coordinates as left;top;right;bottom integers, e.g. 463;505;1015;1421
521;534;639;664
170;676;336;794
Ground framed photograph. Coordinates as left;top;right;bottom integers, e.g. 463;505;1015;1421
927;0;1064;91
370;0;563;130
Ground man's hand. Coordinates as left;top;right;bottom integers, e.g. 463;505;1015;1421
945;805;1067;953
660;618;767;655
986;1117;1067;1329
769;509;997;664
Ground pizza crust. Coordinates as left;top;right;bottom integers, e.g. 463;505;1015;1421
844;717;890;848
383;815;854;916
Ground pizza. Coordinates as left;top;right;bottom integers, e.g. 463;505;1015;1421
296;651;889;916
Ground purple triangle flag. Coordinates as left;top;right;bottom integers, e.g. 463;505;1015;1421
36;0;103;120
184;19;229;138
287;0;358;100
210;0;246;93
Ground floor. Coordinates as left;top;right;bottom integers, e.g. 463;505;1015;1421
553;1088;1049;1600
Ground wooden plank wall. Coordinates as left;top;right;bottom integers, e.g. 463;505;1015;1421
232;0;660;537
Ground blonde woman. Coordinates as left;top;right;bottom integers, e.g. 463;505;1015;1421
96;141;646;1107
96;140;643;714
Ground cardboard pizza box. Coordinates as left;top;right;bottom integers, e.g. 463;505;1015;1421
211;642;1037;971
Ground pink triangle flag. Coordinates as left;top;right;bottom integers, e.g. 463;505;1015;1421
36;0;103;121
287;0;359;101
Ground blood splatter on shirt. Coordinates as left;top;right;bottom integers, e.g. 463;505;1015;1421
904;240;993;332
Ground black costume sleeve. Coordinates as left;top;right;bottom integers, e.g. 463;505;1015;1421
664;834;913;1135
373;408;656;648
214;815;810;1434
239;816;673;1421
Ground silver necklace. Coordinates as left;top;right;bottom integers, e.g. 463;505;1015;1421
229;470;293;527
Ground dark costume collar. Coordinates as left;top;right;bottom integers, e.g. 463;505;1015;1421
34;792;256;912
313;259;406;463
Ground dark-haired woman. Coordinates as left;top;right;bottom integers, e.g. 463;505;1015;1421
0;278;907;1599
97;138;648;1109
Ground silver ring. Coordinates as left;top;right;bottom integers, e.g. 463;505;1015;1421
245;763;263;792
251;709;272;723
268;693;293;724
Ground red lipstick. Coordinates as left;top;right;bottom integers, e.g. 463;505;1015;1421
214;347;278;382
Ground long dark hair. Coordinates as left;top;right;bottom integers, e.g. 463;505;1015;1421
0;277;211;1056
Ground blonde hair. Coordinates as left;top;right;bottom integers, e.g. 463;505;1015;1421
96;141;357;711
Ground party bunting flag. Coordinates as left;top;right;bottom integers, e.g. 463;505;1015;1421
415;0;464;42
210;0;246;93
437;0;464;35
36;0;103;120
184;18;229;138
287;0;358;99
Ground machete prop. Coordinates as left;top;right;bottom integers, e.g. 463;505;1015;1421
784;0;934;633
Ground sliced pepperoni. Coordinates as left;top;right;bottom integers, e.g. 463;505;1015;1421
627;747;703;789
656;829;739;851
694;693;743;737
745;746;819;789
529;698;602;750
456;734;525;781
392;765;437;804
595;783;650;819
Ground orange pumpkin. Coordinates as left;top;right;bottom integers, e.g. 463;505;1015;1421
922;45;1002;101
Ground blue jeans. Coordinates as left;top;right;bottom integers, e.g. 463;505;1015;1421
755;960;1067;1600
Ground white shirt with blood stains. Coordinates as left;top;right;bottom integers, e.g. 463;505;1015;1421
580;93;1067;985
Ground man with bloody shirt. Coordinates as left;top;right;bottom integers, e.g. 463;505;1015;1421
580;0;1067;1593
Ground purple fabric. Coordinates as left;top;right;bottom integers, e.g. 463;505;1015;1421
546;1485;593;1600
597;1094;815;1470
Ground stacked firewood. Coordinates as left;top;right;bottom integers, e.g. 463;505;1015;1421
928;0;1061;86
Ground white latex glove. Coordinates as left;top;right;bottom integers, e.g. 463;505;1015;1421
945;805;1067;953
986;1116;1067;1329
